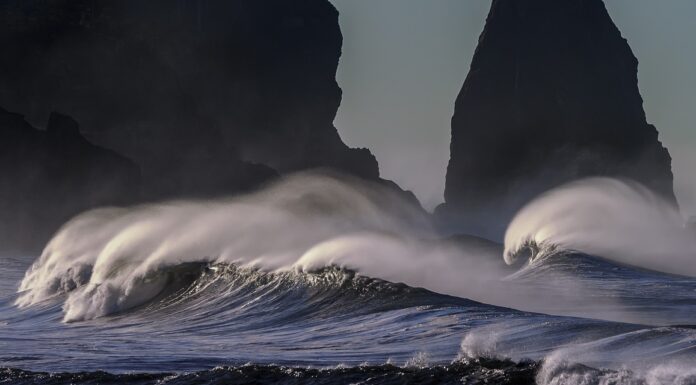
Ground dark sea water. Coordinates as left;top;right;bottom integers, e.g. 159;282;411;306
2;251;696;385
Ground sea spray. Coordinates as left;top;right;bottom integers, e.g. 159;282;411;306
504;177;696;276
16;173;510;321
19;173;696;324
536;346;696;385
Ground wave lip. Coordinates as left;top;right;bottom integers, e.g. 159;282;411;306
503;177;696;276
503;239;560;266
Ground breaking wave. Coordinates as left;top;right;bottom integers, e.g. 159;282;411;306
16;173;509;322
503;178;696;276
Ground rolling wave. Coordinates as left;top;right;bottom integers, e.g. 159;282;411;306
16;173;512;322
504;178;696;276
7;258;696;381
94;263;481;326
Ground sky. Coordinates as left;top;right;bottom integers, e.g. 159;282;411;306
329;0;696;216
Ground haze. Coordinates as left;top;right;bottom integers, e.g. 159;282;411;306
331;0;696;215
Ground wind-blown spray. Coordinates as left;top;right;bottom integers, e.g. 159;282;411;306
17;173;508;322
504;177;696;276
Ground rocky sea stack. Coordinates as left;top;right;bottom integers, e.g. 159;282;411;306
439;0;676;238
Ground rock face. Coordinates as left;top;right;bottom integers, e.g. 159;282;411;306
439;0;676;239
0;107;140;252
0;0;379;201
0;1;421;252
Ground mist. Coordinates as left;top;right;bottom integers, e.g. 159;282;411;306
331;0;696;216
330;0;489;209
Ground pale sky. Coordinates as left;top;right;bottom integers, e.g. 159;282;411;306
330;0;696;215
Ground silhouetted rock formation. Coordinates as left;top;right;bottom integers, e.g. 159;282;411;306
438;0;676;239
0;1;424;252
0;0;379;199
0;107;140;253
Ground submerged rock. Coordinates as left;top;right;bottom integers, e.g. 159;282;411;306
439;0;676;238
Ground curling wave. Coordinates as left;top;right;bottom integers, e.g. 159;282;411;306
16;174;696;327
16;173;509;322
503;177;696;276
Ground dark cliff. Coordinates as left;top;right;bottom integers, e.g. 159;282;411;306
0;107;140;252
0;1;423;252
439;0;676;239
0;0;379;201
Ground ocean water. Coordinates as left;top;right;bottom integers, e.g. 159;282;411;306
2;175;696;384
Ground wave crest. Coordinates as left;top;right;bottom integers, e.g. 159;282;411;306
503;177;696;276
16;173;507;322
16;173;431;320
